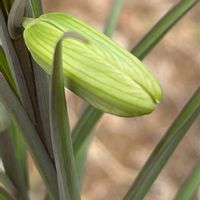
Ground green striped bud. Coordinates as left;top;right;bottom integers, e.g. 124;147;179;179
23;12;162;117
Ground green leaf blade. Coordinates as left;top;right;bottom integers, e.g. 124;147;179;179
0;9;35;121
0;130;29;200
50;33;81;200
27;0;43;17
10;121;29;189
104;0;124;37
123;86;200;200
0;74;59;199
174;161;200;200
0;46;17;95
0;102;28;199
0;186;15;200
26;0;54;159
0;171;17;197
131;0;199;59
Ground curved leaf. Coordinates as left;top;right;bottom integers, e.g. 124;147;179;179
104;0;124;37
0;46;17;96
0;186;15;200
123;86;200;200
50;33;83;200
174;160;200;200
0;74;59;199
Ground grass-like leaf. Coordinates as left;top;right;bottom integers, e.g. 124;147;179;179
0;186;15;200
0;130;29;199
7;0;26;39
32;62;53;158
0;46;17;97
28;0;42;17
0;102;28;199
10;122;29;189
0;46;28;196
45;193;53;200
123;86;200;200
1;0;13;15
50;32;84;200
0;9;35;121
104;0;124;37
0;74;59;199
8;0;51;161
72;107;102;156
72;107;102;183
0;171;17;197
132;0;199;59
174;160;200;200
26;0;53;158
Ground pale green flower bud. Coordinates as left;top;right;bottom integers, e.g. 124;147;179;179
23;12;162;117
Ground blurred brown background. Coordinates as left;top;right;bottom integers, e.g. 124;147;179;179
30;0;200;199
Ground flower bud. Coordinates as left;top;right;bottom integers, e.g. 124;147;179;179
23;12;162;117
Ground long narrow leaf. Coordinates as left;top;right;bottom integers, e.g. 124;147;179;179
28;0;42;17
0;103;27;199
0;46;17;97
0;47;28;193
174;160;200;200
0;74;59;199
0;130;29;200
10;121;29;189
72;107;102;180
0;9;35;120
26;0;54;158
32;63;53;158
0;186;15;200
0;171;17;197
50;33;82;200
45;193;53;200
7;0;46;136
9;0;51;161
1;0;13;15
132;0;199;59
123;86;200;200
0;47;28;189
7;0;25;39
104;0;124;37
72;107;102;156
72;0;199;167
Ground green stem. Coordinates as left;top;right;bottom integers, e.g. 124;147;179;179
27;0;54;160
72;107;102;156
174;160;200;200
104;0;124;37
123;86;200;200
50;33;82;200
131;0;199;59
0;74;59;199
0;186;15;200
0;130;29;200
0;171;17;198
0;9;35;122
10;122;29;190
